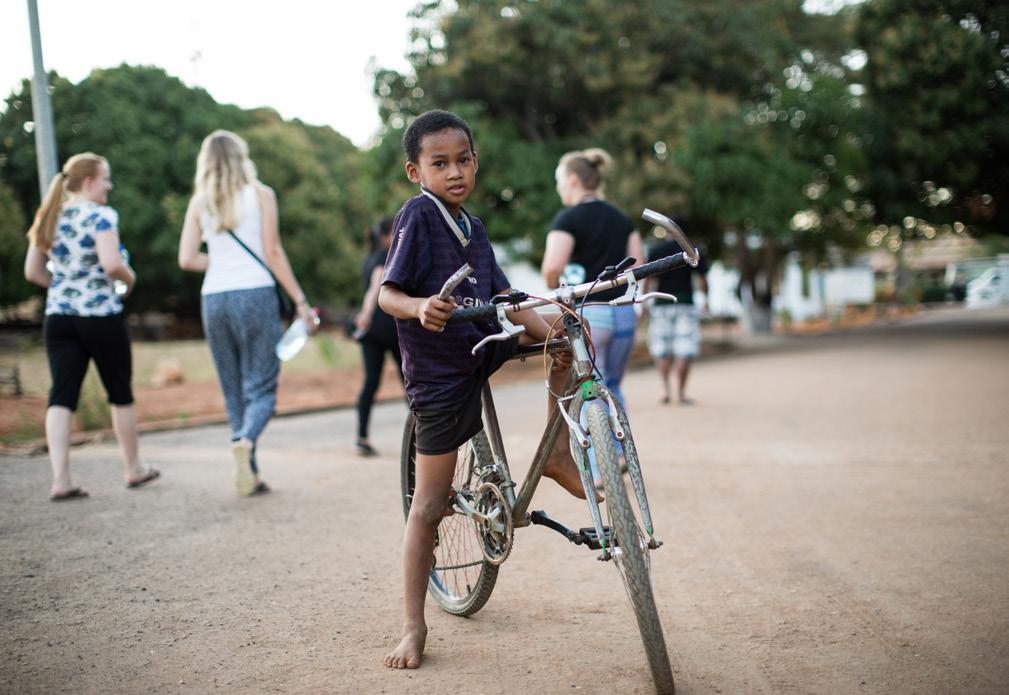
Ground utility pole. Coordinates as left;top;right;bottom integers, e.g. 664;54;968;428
27;0;58;199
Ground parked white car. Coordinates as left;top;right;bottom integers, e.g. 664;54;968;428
965;267;1009;308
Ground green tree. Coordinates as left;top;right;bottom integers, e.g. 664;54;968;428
0;65;370;314
242;110;369;306
856;0;1009;235
371;0;863;330
0;180;29;309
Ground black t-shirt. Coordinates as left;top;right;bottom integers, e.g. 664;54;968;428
646;241;709;305
361;248;397;346
549;200;635;302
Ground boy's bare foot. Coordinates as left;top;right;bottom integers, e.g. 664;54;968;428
384;624;428;669
544;455;603;503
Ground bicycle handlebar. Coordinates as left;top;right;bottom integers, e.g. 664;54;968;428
450;303;499;323
631;250;692;281
642;208;699;266
448;208;698;325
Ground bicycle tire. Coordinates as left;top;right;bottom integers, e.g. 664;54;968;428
586;404;675;694
400;412;499;616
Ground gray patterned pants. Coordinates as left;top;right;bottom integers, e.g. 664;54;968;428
201;286;281;473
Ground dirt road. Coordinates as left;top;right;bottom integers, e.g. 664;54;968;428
2;306;1007;694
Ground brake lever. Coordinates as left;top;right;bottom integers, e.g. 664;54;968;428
471;303;526;355
610;272;641;306
610;271;680;306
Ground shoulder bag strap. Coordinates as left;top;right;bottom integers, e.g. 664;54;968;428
226;230;278;282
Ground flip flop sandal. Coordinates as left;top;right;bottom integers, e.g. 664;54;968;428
126;468;161;489
249;481;271;496
50;487;89;501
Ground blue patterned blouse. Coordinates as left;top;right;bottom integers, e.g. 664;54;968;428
45;203;124;317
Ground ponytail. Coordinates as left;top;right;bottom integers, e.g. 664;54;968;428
26;152;108;251
558;147;612;192
26;172;66;251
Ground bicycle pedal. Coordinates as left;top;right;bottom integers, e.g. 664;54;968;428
577;525;617;551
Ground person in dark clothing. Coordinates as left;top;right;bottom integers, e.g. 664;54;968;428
540;148;644;408
353;217;402;456
645;218;709;404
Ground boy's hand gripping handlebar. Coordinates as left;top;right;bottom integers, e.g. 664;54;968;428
439;264;526;354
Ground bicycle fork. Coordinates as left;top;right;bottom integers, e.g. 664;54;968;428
536;381;662;559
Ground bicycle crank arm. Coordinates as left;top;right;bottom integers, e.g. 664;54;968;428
453;494;506;534
530;510;617;552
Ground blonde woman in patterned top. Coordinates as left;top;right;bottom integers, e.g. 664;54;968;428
24;152;160;500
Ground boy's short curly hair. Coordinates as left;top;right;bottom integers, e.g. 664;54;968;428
402;110;474;164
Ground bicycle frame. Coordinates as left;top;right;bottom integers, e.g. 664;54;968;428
471;305;656;559
445;207;696;555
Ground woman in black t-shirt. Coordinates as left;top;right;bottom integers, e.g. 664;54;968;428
541;148;644;407
353;217;403;456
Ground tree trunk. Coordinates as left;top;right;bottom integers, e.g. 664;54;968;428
735;237;781;334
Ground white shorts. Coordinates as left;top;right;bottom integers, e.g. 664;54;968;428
648;304;700;359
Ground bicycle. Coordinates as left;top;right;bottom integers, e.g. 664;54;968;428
399;209;698;694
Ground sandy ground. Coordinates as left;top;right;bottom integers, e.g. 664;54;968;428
1;306;1008;694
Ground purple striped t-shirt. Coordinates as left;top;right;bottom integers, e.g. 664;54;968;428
382;194;510;410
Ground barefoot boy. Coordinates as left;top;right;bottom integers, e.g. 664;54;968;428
379;110;590;669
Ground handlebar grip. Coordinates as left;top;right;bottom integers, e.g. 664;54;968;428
631;251;692;281
437;264;474;301
449;303;499;323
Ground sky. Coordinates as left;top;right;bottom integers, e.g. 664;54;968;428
1;0;418;148
2;1;853;150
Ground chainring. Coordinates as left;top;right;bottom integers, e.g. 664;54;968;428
474;481;514;565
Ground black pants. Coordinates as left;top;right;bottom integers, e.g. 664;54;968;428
44;313;133;410
356;335;403;440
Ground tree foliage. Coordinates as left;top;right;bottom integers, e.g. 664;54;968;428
856;0;1009;234
0;180;28;307
0;65;369;314
3;0;1002;331
368;0;863;328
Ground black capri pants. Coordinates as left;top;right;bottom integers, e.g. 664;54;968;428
44;313;134;410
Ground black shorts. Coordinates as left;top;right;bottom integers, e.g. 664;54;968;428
412;337;517;456
44;313;134;410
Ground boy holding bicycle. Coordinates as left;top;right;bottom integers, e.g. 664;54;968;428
379;110;591;669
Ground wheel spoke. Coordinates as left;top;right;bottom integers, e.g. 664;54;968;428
401;417;500;616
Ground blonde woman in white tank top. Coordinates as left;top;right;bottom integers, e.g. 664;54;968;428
178;130;315;496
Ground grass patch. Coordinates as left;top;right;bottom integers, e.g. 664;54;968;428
0;403;45;443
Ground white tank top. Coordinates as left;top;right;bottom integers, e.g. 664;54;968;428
200;184;275;295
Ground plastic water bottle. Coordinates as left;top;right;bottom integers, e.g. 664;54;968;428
114;245;130;296
275;309;320;362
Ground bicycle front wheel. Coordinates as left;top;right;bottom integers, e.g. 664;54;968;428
400;412;499;616
585;403;675;694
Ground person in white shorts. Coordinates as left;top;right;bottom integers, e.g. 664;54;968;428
645;223;708;405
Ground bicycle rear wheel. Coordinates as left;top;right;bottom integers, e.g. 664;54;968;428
585;403;675;694
400;412;499;616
